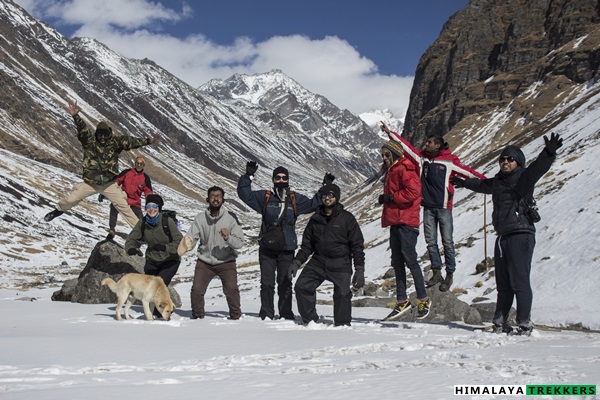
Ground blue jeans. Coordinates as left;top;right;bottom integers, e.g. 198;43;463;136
423;207;456;273
389;224;427;301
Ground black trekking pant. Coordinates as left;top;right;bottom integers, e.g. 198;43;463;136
493;233;535;327
144;258;180;286
295;263;352;326
258;248;295;320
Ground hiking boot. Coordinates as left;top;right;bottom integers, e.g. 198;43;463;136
493;324;514;334
382;299;412;321
44;209;63;222
513;325;533;336
425;269;443;287
416;298;432;319
106;229;116;241
439;273;453;292
228;313;241;320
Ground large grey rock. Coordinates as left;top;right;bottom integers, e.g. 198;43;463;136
353;285;483;325
52;241;182;307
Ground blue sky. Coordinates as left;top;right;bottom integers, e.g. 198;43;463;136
15;0;467;118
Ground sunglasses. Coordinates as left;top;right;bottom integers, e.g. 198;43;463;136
135;162;145;166
274;175;289;182
209;194;223;200
321;193;335;199
145;204;159;210
499;156;516;163
381;151;392;158
97;131;111;138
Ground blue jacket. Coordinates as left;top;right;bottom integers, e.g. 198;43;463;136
237;174;321;251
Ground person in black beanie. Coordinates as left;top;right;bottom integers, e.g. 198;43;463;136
288;183;365;326
237;162;332;321
451;133;563;336
125;193;182;317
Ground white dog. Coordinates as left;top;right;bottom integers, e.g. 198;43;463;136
101;273;175;321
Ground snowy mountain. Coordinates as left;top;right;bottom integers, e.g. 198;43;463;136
200;70;381;177
1;1;599;396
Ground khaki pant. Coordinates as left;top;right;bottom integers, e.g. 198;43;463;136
57;181;139;228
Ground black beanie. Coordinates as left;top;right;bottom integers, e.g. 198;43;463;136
272;166;289;180
499;145;526;167
145;194;164;211
320;183;341;201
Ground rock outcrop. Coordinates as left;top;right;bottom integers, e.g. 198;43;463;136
52;241;182;308
404;0;600;147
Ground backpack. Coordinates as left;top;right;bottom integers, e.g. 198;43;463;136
261;190;297;219
260;191;297;251
141;209;179;242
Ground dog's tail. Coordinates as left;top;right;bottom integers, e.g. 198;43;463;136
101;277;118;293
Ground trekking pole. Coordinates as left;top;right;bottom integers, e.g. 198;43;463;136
483;194;488;269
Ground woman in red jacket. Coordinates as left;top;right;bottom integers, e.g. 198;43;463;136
379;141;431;321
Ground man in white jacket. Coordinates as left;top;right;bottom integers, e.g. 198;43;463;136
178;186;245;320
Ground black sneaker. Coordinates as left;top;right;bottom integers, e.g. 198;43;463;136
382;299;412;321
416;298;432;319
44;209;64;222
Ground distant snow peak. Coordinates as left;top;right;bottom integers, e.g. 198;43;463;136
360;109;404;136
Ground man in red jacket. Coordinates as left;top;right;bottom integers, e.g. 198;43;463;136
381;123;486;292
101;156;153;240
379;141;431;321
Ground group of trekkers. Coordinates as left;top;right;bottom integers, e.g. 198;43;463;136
44;101;563;334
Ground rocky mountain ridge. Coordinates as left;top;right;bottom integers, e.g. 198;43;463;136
403;0;600;157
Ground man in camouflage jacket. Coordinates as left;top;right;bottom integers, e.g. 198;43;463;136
44;100;159;227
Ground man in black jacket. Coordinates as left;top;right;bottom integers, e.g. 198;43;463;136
451;133;563;335
288;183;365;326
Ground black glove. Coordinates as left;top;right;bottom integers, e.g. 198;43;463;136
245;161;258;176
287;260;302;280
322;172;335;185
450;176;465;188
127;247;139;256
378;194;393;205
152;243;167;252
352;267;365;289
98;194;105;202
544;132;563;156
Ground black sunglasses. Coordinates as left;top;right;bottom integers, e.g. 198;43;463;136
499;156;516;163
321;193;335;199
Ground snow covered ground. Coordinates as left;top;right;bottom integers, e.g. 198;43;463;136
1;283;599;400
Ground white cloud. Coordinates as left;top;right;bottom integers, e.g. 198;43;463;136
14;0;412;118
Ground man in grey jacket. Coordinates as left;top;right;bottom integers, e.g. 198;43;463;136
178;186;245;320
